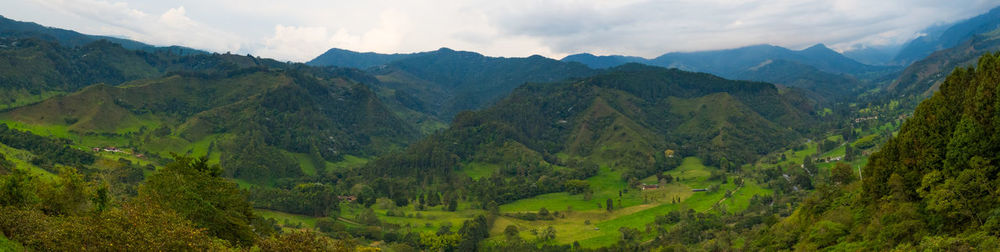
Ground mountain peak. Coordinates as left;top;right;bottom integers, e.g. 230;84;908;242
803;43;834;52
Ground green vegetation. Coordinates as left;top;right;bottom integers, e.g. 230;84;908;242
748;52;1000;250
6;14;1000;250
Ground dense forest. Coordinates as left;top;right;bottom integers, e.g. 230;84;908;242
748;52;1000;250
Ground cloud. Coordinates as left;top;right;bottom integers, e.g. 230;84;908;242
29;0;243;53
484;0;1000;57
256;9;412;62
9;0;1000;61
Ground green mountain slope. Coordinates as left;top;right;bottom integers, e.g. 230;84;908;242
892;6;1000;65
753;52;1000;250
306;47;424;69
368;48;598;120
0;47;418;182
0;14;205;55
563;44;893;100
736;59;864;101
889;27;1000;97
361;64;819;203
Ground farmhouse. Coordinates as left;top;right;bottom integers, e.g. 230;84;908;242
641;184;659;190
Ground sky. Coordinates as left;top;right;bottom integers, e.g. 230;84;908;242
2;0;998;62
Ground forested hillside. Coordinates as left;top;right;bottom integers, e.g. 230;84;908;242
330;48;599;120
0;38;418;182
0;15;204;54
2;7;999;250
306;47;424;69
563;44;895;101
359;64;820;206
751;52;1000;250
890;27;1000;98
892;6;1000;65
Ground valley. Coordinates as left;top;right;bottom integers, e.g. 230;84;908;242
1;4;1000;251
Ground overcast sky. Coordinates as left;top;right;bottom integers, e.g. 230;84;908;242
2;0;998;62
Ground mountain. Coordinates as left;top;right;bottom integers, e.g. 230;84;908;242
892;6;1000;65
361;64;819;203
0;15;205;55
368;48;598;120
0;37;292;109
560;53;647;69
562;44;891;99
754;52;1000;251
0;38;417;182
306;48;424;69
841;44;903;66
888;27;1000;97
651;44;883;77
735;59;862;101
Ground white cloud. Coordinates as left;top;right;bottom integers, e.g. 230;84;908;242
6;0;1000;61
28;0;243;53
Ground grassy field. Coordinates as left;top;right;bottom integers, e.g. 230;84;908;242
500;165;643;212
493;157;770;248
0;142;57;181
327;155;369;173
252;157;761;249
256;209;322;231
0;231;23;251
460;162;499;179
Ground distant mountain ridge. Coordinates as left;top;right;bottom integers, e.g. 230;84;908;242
562;44;888;99
306;48;425;69
889;27;1000;97
0;15;206;55
562;44;881;75
308;47;599;122
892;6;1000;65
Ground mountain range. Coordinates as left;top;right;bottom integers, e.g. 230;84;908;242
0;15;205;56
2;6;1000;251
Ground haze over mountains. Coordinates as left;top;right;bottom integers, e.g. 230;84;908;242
2;3;1000;251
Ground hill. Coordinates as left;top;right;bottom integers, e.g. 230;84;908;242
560;53;647;69
889;27;1000;97
0;40;418;182
892;6;1000;65
841;44;903;66
368;48;598;120
735;59;864;100
651;44;884;77
0;15;205;55
562;44;891;100
752;52;1000;250
360;64;819;206
306;48;424;69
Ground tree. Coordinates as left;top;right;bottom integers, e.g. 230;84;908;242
139;154;263;246
358;208;380;226
353;184;376;208
830;162;855;185
606;198;614;212
537;226;556;241
40;166;92;216
887;173;908;202
504;225;520;241
618;227;641;249
447;196;458;212
0;168;38;208
564;180;590;194
427;192;441;207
